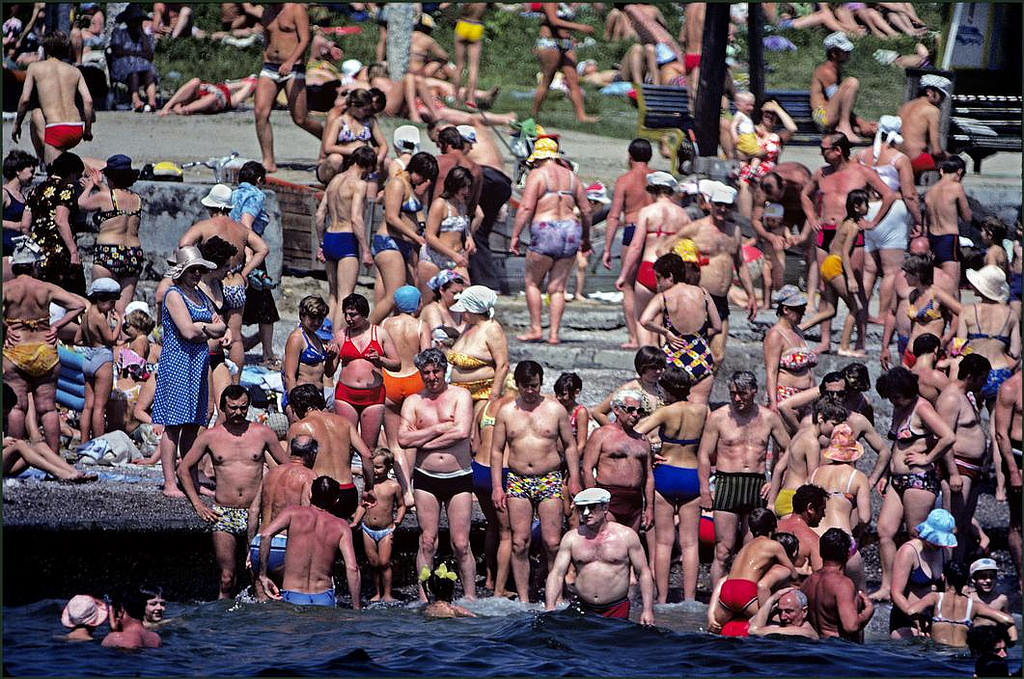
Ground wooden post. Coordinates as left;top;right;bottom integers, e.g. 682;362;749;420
747;3;765;104
694;3;730;157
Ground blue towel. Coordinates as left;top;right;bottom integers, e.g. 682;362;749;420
601;81;635;96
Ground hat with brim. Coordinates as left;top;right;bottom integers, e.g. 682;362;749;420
116;4;148;23
966;265;1010;303
450;285;497;316
574;487;612;506
711;185;737;205
647;171;678;191
585;181;611;205
526;137;560;164
125;300;152;318
775;284;808;308
970;557;998;576
61;595;108;628
103;154;139;178
87;277;121;298
920;74;952;98
456;125;477;145
201;184;234;210
165;246;217;279
822;423;864;462
916;508;957;547
393;125;421;154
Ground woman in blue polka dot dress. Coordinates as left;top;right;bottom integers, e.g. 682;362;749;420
152;247;229;498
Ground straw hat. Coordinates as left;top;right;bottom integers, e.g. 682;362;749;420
165;246;217;279
966;265;1010;303
526;137;560;164
822;423;864;462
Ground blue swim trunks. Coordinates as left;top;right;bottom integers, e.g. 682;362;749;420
249;533;288;572
323;232;358;261
981;367;1013;401
281;588;336;607
528;219;582;259
471;459;509;495
653;463;700;506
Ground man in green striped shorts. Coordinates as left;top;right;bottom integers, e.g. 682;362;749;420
698;371;792;589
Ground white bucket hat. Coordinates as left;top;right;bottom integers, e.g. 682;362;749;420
966;265;1010;303
200;184;234;210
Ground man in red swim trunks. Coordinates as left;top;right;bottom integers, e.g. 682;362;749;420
546;487;655;624
898;74;951;178
12;31;93;165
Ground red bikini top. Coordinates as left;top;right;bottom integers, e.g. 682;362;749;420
339;325;383;363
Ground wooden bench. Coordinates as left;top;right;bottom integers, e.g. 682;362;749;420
947;94;1023;172
756;90;821;146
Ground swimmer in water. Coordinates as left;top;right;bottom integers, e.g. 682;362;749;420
102;590;162;649
422;560;477;619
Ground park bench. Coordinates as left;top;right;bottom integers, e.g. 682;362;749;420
947;94;1023;173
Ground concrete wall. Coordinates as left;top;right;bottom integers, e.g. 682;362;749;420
134;180;283;286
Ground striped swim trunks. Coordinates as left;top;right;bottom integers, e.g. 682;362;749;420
712;471;766;513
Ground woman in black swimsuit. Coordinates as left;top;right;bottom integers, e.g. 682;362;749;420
2;150;34;281
77;154;145;314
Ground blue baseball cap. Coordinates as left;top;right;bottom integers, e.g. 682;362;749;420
315;317;334;341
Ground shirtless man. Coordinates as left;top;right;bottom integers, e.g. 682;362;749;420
936;354;991;561
618;171;691;347
177;385;287;599
545;487;655;624
621;4;686;87
771;404;841;517
777;484;829;573
491;360;581;603
179;187;269;381
253;3;323;173
799;133;896;352
747;588;819;639
801;527;874;642
397;348;476;601
12;31;93;166
751;163;813;299
602;140;653;349
699;371;791;587
707;508;799;635
809;33;873;143
102;592;161;650
680;2;706;109
993;369;1022;585
316;146;375;329
250;434;318;595
286;383;375;520
433;125;483;216
581;390;654;533
463;120;512;290
257;476;361;607
675;184;758;364
3;239;87;453
898;74;951;176
924;156;971;299
908;333;950;404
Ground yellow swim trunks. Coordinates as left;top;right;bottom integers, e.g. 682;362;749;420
812;106;830;131
3;342;59;378
821;254;843;283
774;488;796;517
454;18;484;43
736;132;760;157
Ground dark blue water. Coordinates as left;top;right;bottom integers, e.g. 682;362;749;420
6;597;1009;676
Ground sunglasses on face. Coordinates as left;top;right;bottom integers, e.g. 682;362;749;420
618;405;644;415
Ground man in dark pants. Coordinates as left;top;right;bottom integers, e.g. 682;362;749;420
461;121;513;291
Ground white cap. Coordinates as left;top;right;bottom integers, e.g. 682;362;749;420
824;31;854;52
393;125;421;154
697;179;720;199
573;487;612;506
456;125;477;144
201;184;234;210
920;74;952;98
764;202;785;219
341;59;363;77
576;59;596;76
87;277;121;297
125;301;152;318
680;181;699;196
970;557;998;575
647;171;678;190
711;185;737;205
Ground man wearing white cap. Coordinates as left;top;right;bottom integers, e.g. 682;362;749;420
180;184;270;380
810;32;874;143
545;486;655;625
676;182;758;363
618;171;690;346
898;73;951;176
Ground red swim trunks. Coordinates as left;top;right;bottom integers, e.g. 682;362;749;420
718;578;758;613
574;596;631;619
684;53;701;74
910;152;936;174
44;122;85;150
901;346;917;369
636;260;657;292
720;619;750;637
596;482;644;529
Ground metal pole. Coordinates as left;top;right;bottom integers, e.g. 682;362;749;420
940;3;963;70
747;3;765;104
694;3;730;157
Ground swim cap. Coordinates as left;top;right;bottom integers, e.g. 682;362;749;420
393;285;421;313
